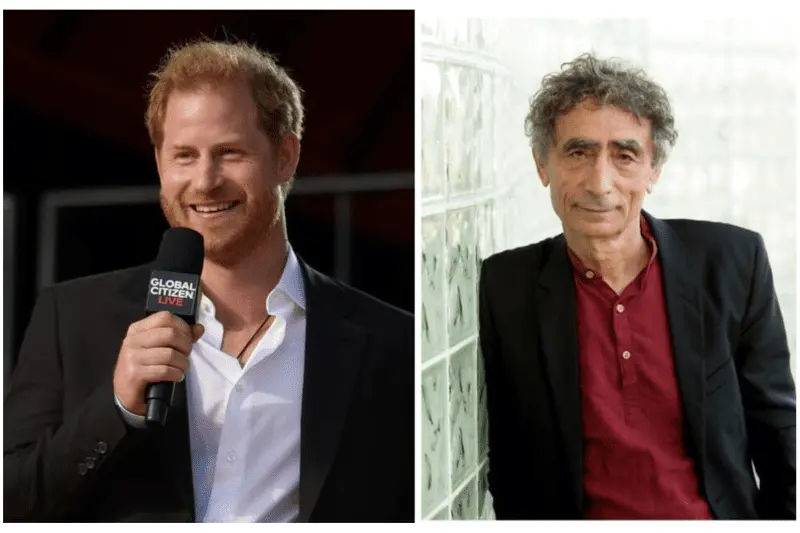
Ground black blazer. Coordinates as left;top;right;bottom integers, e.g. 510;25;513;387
4;258;413;522
479;212;796;520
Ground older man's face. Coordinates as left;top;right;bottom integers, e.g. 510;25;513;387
535;99;661;240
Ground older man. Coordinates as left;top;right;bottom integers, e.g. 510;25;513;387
479;53;795;519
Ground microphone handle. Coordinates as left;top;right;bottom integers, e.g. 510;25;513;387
144;312;195;427
144;383;174;427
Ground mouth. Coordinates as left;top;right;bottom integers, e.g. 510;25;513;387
577;206;614;213
189;201;240;215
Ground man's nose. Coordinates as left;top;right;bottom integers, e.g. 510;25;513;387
193;155;222;191
584;157;613;196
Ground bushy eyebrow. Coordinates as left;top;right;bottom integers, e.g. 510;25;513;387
562;137;643;155
168;144;197;153
613;139;643;154
562;137;599;152
166;138;248;154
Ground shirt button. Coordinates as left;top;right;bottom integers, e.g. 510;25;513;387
226;452;237;463
585;271;595;279
234;384;244;393
616;304;625;313
622;350;632;360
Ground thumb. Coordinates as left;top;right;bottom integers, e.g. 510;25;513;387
192;324;205;341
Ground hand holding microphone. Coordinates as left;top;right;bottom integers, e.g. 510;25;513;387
112;227;205;426
112;312;204;417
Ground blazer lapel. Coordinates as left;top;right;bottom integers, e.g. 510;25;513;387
535;236;584;511
296;262;368;522
645;213;708;483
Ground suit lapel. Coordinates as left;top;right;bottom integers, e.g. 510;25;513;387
535;236;584;511
297;261;368;522
646;213;707;483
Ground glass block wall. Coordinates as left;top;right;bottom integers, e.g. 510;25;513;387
421;17;796;521
420;19;539;520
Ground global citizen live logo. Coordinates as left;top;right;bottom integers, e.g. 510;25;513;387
145;270;200;316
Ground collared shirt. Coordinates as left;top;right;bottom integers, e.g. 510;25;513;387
116;247;306;522
568;215;713;519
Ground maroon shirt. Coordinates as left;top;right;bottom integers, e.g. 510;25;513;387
568;215;713;519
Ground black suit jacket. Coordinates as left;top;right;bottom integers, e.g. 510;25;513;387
4;258;413;522
479;212;796;520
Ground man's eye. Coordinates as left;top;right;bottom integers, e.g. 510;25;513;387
568;150;585;158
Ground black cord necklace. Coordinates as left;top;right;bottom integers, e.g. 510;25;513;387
235;315;271;364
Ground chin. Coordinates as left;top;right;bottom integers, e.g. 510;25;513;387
567;216;624;237
201;234;249;267
207;220;277;267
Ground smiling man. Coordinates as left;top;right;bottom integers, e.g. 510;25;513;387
479;53;795;520
4;40;413;522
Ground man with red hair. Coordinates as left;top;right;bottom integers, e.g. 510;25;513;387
4;40;413;523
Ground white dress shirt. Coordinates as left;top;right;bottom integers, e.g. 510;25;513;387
116;247;306;522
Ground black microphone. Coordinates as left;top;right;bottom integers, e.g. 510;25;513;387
144;227;204;427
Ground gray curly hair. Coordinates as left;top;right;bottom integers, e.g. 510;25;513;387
524;53;677;168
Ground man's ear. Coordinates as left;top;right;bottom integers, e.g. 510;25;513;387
533;148;550;187
276;133;301;186
649;163;662;186
154;147;163;179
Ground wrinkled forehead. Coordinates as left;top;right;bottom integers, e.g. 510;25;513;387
553;100;653;148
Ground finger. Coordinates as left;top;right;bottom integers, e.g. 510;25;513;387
192;324;205;342
134;327;194;354
126;311;171;336
140;364;186;384
137;347;190;373
127;311;192;337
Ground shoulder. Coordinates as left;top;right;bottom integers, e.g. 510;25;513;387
42;265;151;333
336;278;412;333
29;265;150;354
317;275;414;377
662;218;761;246
481;236;561;279
304;268;412;338
48;264;151;302
658;218;764;263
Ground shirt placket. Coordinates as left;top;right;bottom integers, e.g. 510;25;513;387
612;294;637;389
203;379;247;522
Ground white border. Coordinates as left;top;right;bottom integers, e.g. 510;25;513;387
413;9;424;522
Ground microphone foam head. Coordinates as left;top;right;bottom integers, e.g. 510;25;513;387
155;227;205;275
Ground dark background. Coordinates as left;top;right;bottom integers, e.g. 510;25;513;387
3;10;415;373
